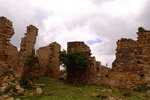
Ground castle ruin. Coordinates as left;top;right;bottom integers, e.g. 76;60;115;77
0;16;150;89
0;16;60;78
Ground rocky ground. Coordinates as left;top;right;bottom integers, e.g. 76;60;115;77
0;76;148;100
0;71;45;100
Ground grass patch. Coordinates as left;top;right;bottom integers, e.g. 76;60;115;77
16;77;149;100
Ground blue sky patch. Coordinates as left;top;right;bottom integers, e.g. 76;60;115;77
86;38;102;45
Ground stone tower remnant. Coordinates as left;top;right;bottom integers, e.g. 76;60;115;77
19;25;38;74
0;17;19;75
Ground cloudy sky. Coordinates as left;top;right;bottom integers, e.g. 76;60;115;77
0;0;150;67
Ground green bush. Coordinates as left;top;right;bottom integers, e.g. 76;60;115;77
123;91;132;97
19;79;32;90
1;70;15;77
47;64;53;68
21;51;40;89
135;83;150;92
59;50;89;70
33;65;41;69
25;52;39;68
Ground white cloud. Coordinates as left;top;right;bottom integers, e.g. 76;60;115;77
0;0;149;67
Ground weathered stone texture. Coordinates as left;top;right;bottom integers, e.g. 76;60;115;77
7;44;19;67
0;61;9;76
67;42;101;84
113;29;150;84
19;25;38;68
36;42;61;77
0;17;15;61
67;42;91;56
0;17;19;75
98;72;141;89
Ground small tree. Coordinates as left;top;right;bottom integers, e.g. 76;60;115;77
59;50;89;71
59;50;89;84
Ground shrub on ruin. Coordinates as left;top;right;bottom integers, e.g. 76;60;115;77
59;50;89;71
47;64;53;68
1;70;15;77
25;52;39;68
135;83;150;92
21;51;40;89
123;91;132;97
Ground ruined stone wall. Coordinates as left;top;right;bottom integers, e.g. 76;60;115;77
67;42;91;56
36;42;61;77
0;17;19;75
67;42;101;84
19;25;38;68
98;72;142;89
112;30;150;83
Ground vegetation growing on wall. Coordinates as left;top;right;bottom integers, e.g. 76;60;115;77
20;51;40;89
59;50;89;71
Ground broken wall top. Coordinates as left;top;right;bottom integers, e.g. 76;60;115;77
0;16;14;39
67;42;91;56
113;28;150;76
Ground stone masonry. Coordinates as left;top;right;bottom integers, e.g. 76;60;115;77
112;28;150;83
67;42;101;85
18;25;38;75
36;42;61;77
0;16;61;78
0;17;19;75
1;16;150;89
97;28;150;89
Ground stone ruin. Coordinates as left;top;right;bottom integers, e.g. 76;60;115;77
36;42;60;77
18;25;38;75
0;16;61;78
0;16;150;89
67;42;102;84
98;27;150;89
0;17;18;75
113;28;150;82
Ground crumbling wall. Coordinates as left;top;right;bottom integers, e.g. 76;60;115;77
112;30;150;82
67;42;101;84
98;72;142;89
96;28;150;89
19;25;38;75
0;17;19;75
18;25;38;75
36;42;61;77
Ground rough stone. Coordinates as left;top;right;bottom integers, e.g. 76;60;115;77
15;85;21;90
19;25;38;75
0;61;9;77
36;88;43;95
17;88;25;95
0;16;19;75
36;42;61;77
112;28;150;84
98;72;141;89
